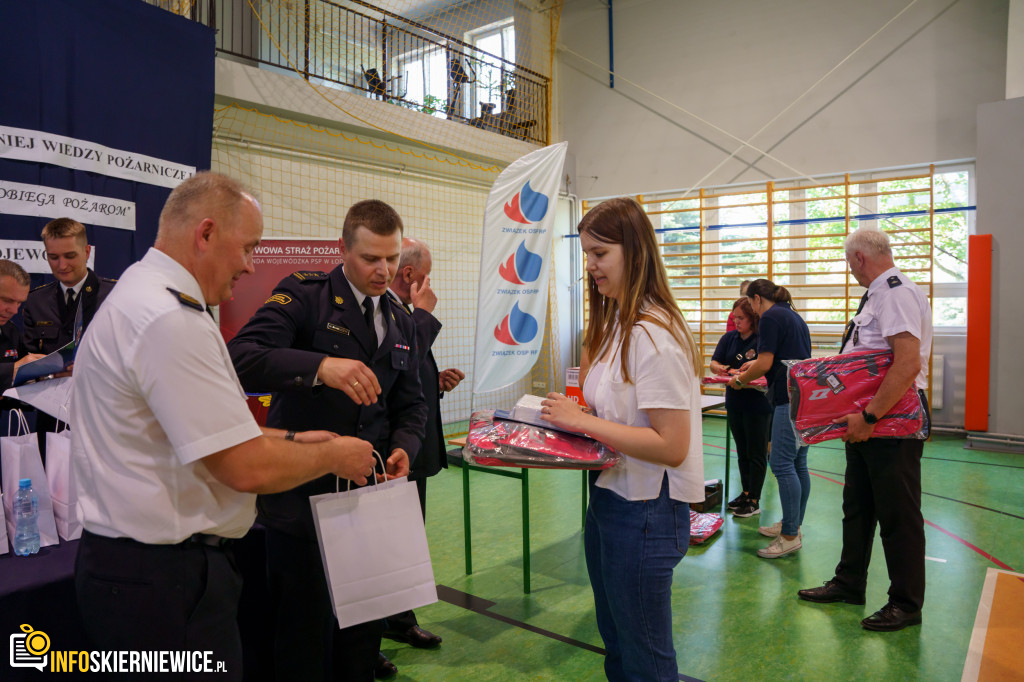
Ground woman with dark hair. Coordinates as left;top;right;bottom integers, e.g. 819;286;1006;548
731;278;811;558
710;297;771;518
541;197;704;681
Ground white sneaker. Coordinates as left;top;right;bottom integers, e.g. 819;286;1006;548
758;521;803;538
757;534;802;559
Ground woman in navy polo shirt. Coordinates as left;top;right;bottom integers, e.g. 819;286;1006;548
711;296;772;518
732;279;811;558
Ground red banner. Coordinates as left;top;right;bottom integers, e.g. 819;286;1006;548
219;238;341;342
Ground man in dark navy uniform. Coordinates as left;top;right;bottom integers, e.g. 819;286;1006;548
0;260;43;396
21;219;115;459
380;238;464;672
22;218;116;354
228;200;428;682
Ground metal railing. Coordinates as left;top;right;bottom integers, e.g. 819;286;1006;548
155;0;549;145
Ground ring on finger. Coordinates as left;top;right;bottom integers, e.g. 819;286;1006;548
353;380;360;388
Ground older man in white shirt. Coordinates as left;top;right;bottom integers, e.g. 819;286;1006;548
72;173;376;679
797;227;932;633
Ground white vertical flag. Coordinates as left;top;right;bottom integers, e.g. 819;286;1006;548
472;142;568;394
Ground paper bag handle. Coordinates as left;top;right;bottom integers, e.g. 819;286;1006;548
55;403;71;432
339;450;387;493
7;409;30;436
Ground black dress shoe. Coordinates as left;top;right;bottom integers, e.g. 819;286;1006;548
383;625;442;649
861;602;922;632
797;579;866;605
374;652;397;680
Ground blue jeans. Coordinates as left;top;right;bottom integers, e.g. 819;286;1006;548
585;475;690;682
769;403;810;537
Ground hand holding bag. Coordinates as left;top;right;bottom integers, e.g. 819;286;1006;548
1;410;60;548
309;452;438;629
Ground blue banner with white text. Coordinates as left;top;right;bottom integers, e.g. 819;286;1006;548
0;0;214;286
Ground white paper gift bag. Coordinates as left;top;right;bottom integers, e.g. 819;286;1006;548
46;422;81;541
1;410;60;548
310;462;437;630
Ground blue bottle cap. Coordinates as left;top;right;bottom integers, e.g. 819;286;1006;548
19;479;31;488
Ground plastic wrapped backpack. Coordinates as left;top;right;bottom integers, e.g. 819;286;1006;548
785;350;928;445
464;410;622;470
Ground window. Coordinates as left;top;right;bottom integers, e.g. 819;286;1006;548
584;164;975;371
393;44;448;117
467;19;515;117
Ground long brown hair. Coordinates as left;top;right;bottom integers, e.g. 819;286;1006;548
578;197;700;382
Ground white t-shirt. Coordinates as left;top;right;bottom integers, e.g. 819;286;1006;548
71;248;263;543
582;315;705;502
841;266;932;389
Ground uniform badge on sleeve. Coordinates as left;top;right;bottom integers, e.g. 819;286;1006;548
265;294;292;306
887;275;902;288
291;271;328;282
4;349;17;358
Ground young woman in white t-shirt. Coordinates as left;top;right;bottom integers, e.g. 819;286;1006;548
541;197;704;682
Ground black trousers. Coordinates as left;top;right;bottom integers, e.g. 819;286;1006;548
727;409;771;500
75;530;243;681
264;527;383;681
833;433;926;612
385;476;428;632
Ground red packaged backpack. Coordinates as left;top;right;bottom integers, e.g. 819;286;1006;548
464;410;622;469
785;350;928;445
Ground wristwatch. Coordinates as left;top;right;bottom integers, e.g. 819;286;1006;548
861;409;879;425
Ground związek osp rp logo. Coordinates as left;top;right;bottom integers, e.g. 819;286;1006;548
503;180;549;224
499;241;543;285
494;243;541;345
492;181;550;346
9;623;229;674
494;301;539;346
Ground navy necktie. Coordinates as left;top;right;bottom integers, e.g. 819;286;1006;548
841;292;869;350
362;297;376;343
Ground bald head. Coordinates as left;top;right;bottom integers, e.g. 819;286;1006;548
156;172;258;245
389;237;432;305
153;172;264;306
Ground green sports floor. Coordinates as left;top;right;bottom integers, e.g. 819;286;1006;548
382;417;1023;681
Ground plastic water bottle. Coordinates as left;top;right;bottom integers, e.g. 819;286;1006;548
13;478;40;556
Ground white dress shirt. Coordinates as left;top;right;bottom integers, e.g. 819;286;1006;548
582;314;705;503
71;248;263;543
841;266;932;389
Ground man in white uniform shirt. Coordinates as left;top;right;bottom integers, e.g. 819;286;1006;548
797;227;932;632
72;173;376;678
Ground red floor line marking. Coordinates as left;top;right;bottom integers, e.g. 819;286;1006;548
809;471;845;486
806;471;1017;572
707;431;1017;570
923;520;1015;571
